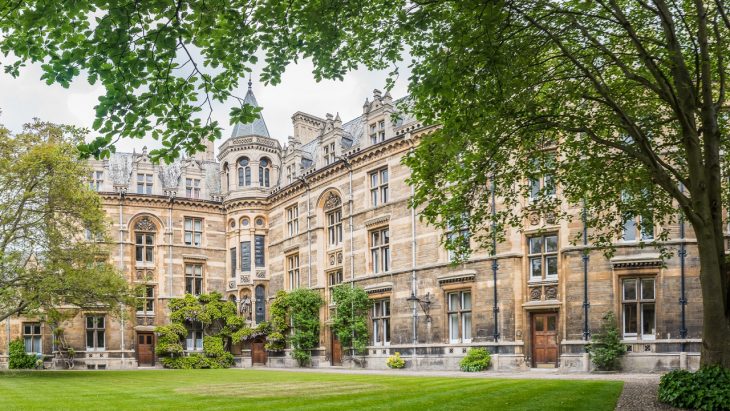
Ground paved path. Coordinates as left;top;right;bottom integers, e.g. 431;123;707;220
243;367;677;410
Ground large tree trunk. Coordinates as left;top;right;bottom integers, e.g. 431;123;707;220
694;224;730;368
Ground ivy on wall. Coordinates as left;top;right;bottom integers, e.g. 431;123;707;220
331;285;370;355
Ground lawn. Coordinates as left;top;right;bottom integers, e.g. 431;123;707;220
0;369;623;410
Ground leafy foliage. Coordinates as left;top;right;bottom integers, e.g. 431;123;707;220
0;121;132;324
285;289;324;366
8;339;36;369
658;366;730;410
386;352;406;369
331;285;370;355
459;348;491;372
156;292;243;369
586;312;627;371
265;290;289;352
0;1;404;162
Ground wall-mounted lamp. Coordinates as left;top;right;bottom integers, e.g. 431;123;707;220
406;292;432;322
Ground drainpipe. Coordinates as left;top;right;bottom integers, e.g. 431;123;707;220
297;176;312;288
678;183;687;349
491;177;500;343
411;170;418;345
344;157;355;354
118;189;126;367
168;194;175;297
582;201;590;341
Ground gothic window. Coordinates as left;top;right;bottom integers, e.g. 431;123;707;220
622;277;656;340
254;235;266;267
259;157;271;187
327;209;343;247
528;234;558;281
287;254;299;290
184;217;203;247
369;167;389;207
223;163;230;191
136;285;155;314
85;315;105;351
185;178;200;198
241;241;251;272
23;323;42;353
370;227;390;273
185;264;203;296
447;291;472;343
238;157;251;186
372;299;390;346
255;285;266;323
134;218;156;264
286;204;299;237
136;173;153;194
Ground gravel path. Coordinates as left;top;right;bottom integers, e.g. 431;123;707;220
615;379;683;411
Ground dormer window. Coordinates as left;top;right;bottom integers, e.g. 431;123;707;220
286;165;293;184
324;142;336;165
259;157;271;187
370;124;377;144
378;121;386;142
238;157;251;187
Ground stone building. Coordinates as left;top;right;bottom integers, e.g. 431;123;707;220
0;83;703;371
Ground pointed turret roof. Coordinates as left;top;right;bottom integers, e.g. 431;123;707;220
231;79;271;138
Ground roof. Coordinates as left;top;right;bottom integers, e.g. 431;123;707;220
230;81;271;138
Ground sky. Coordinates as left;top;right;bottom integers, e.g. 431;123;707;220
0;59;411;154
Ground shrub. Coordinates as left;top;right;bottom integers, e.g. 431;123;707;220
586;311;626;371
9;339;36;369
386;352;406;369
459;348;491;372
658;366;730;410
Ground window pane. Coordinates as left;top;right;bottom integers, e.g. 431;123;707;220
546;256;558;277
623;279;637;300
97;331;105;348
382;230;389;244
530;257;542;278
641;278;655;300
547;315;556;331
623;218;637;241
545;235;558;252
534;316;544;332
462;313;472;341
449;313;459;342
642;303;655;336
384;318;390;343
373;319;380;343
383;301;390;316
624;303;638;334
184;219;191;230
146;246;153;262
448;293;459;311
462;292;472;310
529;237;542;254
86;316;94;329
370;173;378;187
86;331;95;348
530;178;540;198
381;169;388;183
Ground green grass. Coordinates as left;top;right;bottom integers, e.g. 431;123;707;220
0;369;623;410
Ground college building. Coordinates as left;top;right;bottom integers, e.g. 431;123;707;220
0;84;704;372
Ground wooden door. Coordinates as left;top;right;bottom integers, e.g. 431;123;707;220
532;313;558;367
137;332;154;366
252;341;267;365
331;333;342;366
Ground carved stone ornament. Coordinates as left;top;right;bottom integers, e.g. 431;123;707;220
529;213;540;226
323;192;342;210
135;217;156;232
256;270;266;279
329;254;336;266
545;212;557;225
545;286;558;300
530;287;542;301
337;252;343;264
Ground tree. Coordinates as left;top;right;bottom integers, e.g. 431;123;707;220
0;119;132;323
2;1;729;367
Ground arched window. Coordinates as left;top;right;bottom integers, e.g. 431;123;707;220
259;157;271;187
134;217;156;264
237;157;251;187
323;192;343;247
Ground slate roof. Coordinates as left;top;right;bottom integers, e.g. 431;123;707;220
230;81;271;138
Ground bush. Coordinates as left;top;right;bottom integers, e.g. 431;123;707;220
386;352;406;369
586;311;626;371
9;339;36;369
658;366;730;410
459;348;491;372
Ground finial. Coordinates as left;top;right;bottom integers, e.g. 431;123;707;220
248;76;252;91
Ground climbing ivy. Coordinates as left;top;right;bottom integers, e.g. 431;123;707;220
155;292;242;369
331;285;370;355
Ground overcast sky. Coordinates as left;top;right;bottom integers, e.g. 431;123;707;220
0;59;411;154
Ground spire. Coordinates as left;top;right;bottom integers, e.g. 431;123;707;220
231;78;271;138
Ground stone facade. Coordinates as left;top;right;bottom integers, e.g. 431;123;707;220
0;85;703;371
